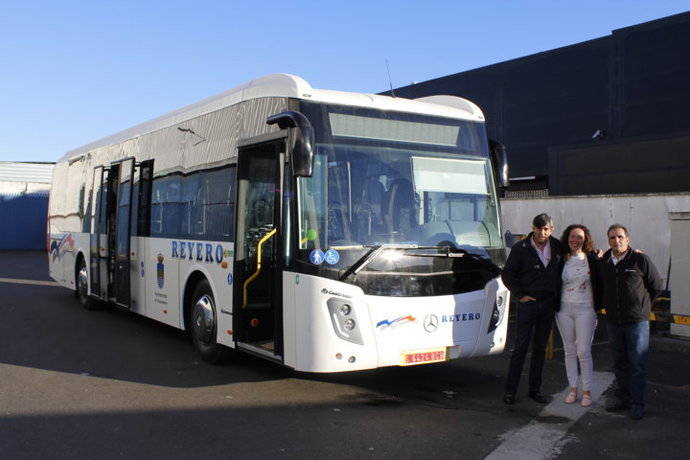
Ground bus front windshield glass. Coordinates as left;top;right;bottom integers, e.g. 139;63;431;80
296;104;502;263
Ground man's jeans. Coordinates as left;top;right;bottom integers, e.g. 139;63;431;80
605;319;650;407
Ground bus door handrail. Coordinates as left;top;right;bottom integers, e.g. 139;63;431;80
242;228;277;308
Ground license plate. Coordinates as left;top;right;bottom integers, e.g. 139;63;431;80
400;348;447;366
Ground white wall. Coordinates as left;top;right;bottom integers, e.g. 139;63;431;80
0;162;54;184
669;212;690;337
500;193;690;286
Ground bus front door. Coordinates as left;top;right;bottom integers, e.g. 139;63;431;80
234;139;285;356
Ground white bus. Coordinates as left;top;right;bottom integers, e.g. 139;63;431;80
48;74;511;372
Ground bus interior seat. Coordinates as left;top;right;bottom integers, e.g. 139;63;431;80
328;203;348;242
384;178;418;234
353;176;385;239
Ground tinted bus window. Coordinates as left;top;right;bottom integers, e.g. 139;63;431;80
150;166;235;241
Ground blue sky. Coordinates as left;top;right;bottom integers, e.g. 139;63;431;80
1;1;688;162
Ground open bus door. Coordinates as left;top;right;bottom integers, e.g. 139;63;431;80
113;158;134;307
234;138;285;357
89;165;108;299
89;159;135;308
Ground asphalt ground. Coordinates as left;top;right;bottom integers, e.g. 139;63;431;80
1;251;689;459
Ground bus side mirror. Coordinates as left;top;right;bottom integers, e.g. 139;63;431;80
267;111;315;177
489;139;509;189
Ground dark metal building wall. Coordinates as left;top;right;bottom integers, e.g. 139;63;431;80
389;12;690;196
390;38;611;180
616;17;690;138
549;136;690;195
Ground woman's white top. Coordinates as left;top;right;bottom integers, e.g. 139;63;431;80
561;253;593;305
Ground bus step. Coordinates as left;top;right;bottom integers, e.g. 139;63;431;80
253;340;274;353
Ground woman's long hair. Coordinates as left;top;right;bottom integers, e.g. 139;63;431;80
560;224;595;258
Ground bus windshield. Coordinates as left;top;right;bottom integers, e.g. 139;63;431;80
296;104;502;264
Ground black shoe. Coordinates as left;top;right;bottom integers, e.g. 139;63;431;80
528;392;550;404
605;398;630;412
503;392;516;405
630;405;644;420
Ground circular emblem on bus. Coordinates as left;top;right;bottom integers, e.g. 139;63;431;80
309;249;325;265
324;249;340;265
423;314;439;333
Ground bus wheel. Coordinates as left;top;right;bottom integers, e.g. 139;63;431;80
190;280;230;364
75;259;97;311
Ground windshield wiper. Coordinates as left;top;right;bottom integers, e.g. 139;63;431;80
339;243;421;281
406;249;469;258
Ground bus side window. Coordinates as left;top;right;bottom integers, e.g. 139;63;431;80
201;166;235;242
183;166;235;242
151;174;182;238
148;165;235;242
181;173;201;237
130;160;153;236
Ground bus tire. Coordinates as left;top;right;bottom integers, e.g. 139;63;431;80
75;258;97;311
190;279;230;364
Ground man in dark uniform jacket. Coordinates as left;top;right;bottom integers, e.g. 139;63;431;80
600;224;662;420
501;213;562;404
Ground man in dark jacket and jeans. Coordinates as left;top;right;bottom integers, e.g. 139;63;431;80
502;213;562;404
600;224;662;420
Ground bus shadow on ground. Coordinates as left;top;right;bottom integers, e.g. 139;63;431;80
0;251;626;415
0;251;515;399
0;279;291;387
1;275;515;400
2;268;538;415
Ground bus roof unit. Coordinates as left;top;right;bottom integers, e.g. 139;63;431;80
61;74;485;162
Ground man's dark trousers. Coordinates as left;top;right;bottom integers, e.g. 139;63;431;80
505;296;556;394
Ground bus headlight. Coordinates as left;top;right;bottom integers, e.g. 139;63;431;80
327;298;363;345
487;302;501;333
488;291;508;333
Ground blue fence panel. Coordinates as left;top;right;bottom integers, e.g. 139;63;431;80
0;192;49;250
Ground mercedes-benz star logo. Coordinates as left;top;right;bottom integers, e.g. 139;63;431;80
423;314;439;333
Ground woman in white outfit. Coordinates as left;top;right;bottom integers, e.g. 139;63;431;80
556;224;601;407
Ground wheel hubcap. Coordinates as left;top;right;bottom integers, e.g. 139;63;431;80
193;295;215;344
78;265;88;299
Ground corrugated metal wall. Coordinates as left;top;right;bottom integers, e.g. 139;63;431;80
0;162;53;250
0;191;49;250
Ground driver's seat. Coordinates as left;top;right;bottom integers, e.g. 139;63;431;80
354;177;385;239
384;178;418;234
